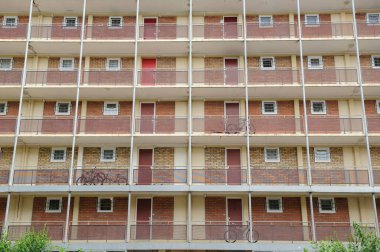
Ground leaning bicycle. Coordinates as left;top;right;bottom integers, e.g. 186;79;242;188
224;222;259;243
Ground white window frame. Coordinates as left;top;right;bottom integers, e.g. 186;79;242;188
63;16;78;28
55;101;71;116
59;58;75;71
0;101;8;115
97;197;114;213
318;198;336;213
264;147;280;162
108;16;123;27
260;57;275;70
314;147;331;163
262;101;278;115
45;197;62;213
100;147;116;162
266;197;283;213
103;101;119;115
376;100;380;114
259;15;273;28
307;56;323;69
0;58;13;71
2;16;18;27
310;100;326;115
366;13;380;25
371;56;380;69
50;148;67;163
305;14;320;26
106;58;121;71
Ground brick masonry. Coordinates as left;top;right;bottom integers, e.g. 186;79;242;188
43;101;81;117
204;101;224;115
365;100;378;115
0;147;13;169
92;16;135;25
246;15;289;23
31;197;73;223
252;197;302;221
205;197;226;222
154;147;174;167
303;147;343;169
156;101;175;116
78;197;128;223
250;147;298;168
152;197;174;221
248;101;294;115
205;147;225;169
86;101;132;116
307;197;350;223
37;147;77;169
247;56;292;68
299;100;339;116
89;58;134;69
82;147;130;168
0;197;6;223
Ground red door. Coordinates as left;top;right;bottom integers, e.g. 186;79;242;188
225;103;240;133
140;103;155;133
136;198;152;240
224;17;238;38
225;58;238;85
141;59;156;86
138;149;153;185
144;18;157;39
226;149;242;185
227;198;243;240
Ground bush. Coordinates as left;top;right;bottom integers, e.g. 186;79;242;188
0;233;12;252
11;229;52;252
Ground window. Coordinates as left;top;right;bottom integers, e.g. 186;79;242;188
259;15;273;27
265;148;280;162
109;17;123;27
308;56;323;69
106;58;121;71
266;198;283;213
377;100;380;114
262;101;277;114
3;16;18;27
305;14;320;26
367;13;380;24
101;148;116;162
0;102;7;115
260;57;275;70
55;102;71;115
372;56;380;68
0;58;12;70
311;101;326;114
59;58;74;71
63;17;78;28
103;101;119;115
314;148;331;163
98;198;113;212
45;198;62;213
51;148;67;162
319;198;335;213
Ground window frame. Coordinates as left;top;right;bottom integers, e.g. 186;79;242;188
376;100;380;114
310;100;327;115
307;56;323;69
314;147;331;163
108;16;123;28
103;101;119;115
50;148;67;163
100;147;116;162
45;197;62;213
264;147;280;163
318;198;336;213
97;197;114;213
3;16;18;27
63;16;78;28
266;197;283;213
260;57;275;70
371;55;380;69
0;58;13;71
59;58;75;71
305;14;320;26
262;101;278;115
106;58;121;71
0;101;8;115
259;15;273;28
366;13;380;25
55;101;71;116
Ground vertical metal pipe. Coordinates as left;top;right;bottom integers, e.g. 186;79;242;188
127;192;132;242
63;192;72;243
187;192;192;242
308;193;316;241
2;193;11;235
248;192;253;242
187;0;193;187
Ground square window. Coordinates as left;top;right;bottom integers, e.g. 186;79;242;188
259;16;273;27
3;16;18;27
260;57;275;70
106;58;121;71
55;102;71;115
372;56;380;68
64;17;78;28
265;148;280;162
45;198;62;213
0;102;7;115
308;56;323;69
262;101;277;114
266;198;282;213
319;198;335;213
0;58;12;70
311;101;326;114
60;58;74;71
109;17;122;27
376;101;380;114
367;13;380;24
104;102;119;115
314;148;330;162
51;148;67;162
98;198;113;212
305;14;320;26
101;148;116;162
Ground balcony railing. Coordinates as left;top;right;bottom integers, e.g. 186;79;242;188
192;221;249;241
357;21;380;37
130;222;187;240
251;167;307;185
361;67;380;84
82;70;133;86
193;23;243;39
30;24;81;40
370;169;380;185
139;24;188;40
305;116;363;134
192;167;248;185
249;115;299;134
135;116;187;134
26;70;78;86
192;68;245;86
70;222;128;241
314;222;375;241
86;24;135;40
7;222;65;241
299;22;354;38
253;221;311;242
137;69;188;86
13;167;69;185
74;167;128;185
19;117;74;134
0;23;27;39
247;68;298;85
193;116;246;134
0;117;17;134
0;169;9;184
303;68;358;84
78;117;131;134
311;168;370;185
133;166;187;185
367;116;380;133
246;22;293;39
0;69;22;85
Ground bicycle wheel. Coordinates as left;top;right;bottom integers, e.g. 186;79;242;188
224;229;238;243
117;176;128;185
75;176;86;185
246;229;259;243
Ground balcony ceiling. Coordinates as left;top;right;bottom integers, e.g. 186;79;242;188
193;0;243;14
0;0;29;14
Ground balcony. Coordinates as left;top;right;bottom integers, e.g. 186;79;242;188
370;169;380;185
19;117;73;134
13;167;69;185
314;222;374;241
362;67;380;84
130;222;187;241
306;116;363;134
303;68;358;85
82;70;134;86
247;68;298;85
74;167;128;185
26;70;78;86
30;25;81;40
249;116;299;134
246;22;293;39
0;70;22;86
357;21;380;38
7;222;65;241
253;221;311;242
78;117;131;134
135;116;187;134
0;169;9;184
300;22;353;38
139;24;188;40
0;117;17;134
192;68;245;86
192;167;248;185
193;23;243;40
311;168;369;186
132;166;187;185
86;24;135;40
192;221;250;241
0;23;27;39
69;222;128;241
193;116;246;134
137;69;188;86
251;167;307;185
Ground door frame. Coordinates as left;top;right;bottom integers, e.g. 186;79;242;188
137;148;155;169
139;102;156;133
223;57;239;85
224;148;242;170
142;17;158;39
135;197;153;239
225;197;243;224
224;101;241;117
222;16;238;39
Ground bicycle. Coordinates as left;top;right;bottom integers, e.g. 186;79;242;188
225;118;247;134
102;173;128;185
224;222;259;243
75;167;107;185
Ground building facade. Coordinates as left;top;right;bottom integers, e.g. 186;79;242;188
0;0;380;251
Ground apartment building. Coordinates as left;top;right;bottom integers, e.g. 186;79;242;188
0;0;380;251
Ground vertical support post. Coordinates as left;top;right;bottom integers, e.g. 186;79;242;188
308;193;316;241
248;192;253;242
127;192;132;242
187;0;193;187
187;192;192;242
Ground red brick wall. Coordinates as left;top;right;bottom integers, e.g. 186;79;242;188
78;197;128;223
296;56;335;68
205;197;226;222
89;58;134;70
158;17;176;24
248;101;294;115
365;100;377;115
156;101;175;116
252;197;302;221
298;14;332;37
0;147;13;170
153;197;174;221
43;101;81;117
246;15;289;23
48;57;83;69
1;16;29;24
307;197;350;223
92;16;135;25
0;197;6;223
31;197;73;223
86;101;132;116
299;100;339;116
247;56;292;68
204;101;224;116
2;101;19;117
204;16;222;24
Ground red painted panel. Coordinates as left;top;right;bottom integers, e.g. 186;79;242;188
141;59;157;86
138;149;153;185
225;58;238;85
225;103;240;133
228;198;243;224
224;17;238;38
143;18;157;39
227;149;241;185
140;103;155;133
136;198;152;239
